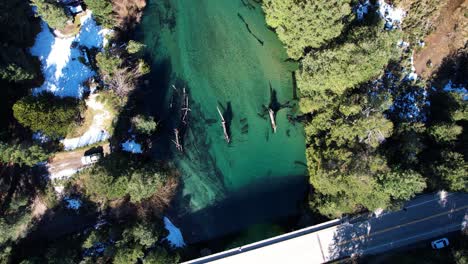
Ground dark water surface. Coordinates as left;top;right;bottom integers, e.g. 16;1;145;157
138;0;307;243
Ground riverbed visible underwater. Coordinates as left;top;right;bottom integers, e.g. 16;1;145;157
138;0;307;243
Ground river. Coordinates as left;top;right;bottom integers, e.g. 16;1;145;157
137;0;307;243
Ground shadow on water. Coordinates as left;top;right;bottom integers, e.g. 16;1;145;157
173;174;308;243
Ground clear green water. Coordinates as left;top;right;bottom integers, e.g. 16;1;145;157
139;0;307;242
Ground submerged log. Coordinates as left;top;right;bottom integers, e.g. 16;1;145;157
217;106;230;143
172;128;183;152
269;108;277;133
181;87;191;124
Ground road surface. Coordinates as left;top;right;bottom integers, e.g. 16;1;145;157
185;192;468;263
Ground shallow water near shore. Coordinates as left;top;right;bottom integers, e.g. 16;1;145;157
138;0;307;242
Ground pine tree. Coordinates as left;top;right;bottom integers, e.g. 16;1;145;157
31;0;69;30
263;0;353;59
0;142;49;167
12;93;81;139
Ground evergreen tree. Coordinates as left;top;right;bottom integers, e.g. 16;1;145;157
0;47;38;82
84;0;115;28
96;51;122;80
126;40;146;55
263;0;353;59
31;0;69;30
0;142;49;167
432;151;467;192
12;93;81;139
131;115;157;135
298;24;399;98
143;248;180;264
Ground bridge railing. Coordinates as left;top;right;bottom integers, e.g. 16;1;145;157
183;218;342;264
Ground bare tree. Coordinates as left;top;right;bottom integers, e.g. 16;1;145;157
108;67;139;97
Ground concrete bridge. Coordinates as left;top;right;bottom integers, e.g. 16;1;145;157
184;192;468;264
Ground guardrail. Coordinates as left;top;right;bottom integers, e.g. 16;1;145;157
184;218;342;264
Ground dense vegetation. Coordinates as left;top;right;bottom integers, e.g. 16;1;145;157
264;0;467;217
13;93;82;139
0;0;181;262
80;153;172;203
263;0;353;59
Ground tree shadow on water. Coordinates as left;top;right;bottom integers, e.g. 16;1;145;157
173;174;308;244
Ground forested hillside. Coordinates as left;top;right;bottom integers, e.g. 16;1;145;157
263;0;467;217
0;0;181;263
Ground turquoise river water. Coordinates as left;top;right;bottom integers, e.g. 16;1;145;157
138;0;307;243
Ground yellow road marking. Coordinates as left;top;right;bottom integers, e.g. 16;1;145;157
335;204;468;246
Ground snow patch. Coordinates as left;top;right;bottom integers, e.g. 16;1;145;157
62;130;109;151
50;168;78;180
443;80;468;100
397;40;410;49
121;139;143;153
61;94;111;150
373;208;384;218
378;0;405;30
32;132;50;143
356;1;370;21
164;217;186;248
64;197;82;210
30;12;109;98
54;186;65;194
405;53;418;81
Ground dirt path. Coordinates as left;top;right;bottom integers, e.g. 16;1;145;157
62;94;112;150
414;0;468;78
47;143;110;193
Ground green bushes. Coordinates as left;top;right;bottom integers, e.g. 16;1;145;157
12;93;82;139
31;0;69;30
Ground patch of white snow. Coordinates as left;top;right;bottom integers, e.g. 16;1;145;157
405;53;418;81
50;168;78;180
443;80;468;100
356;1;370;21
30;11;109;98
64;197;82;210
32;132;50;143
374;208;384;218
378;0;405;30
121;139;143;154
61;94;111;150
54;186;65;194
397;40;410;49
164;217;186;248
